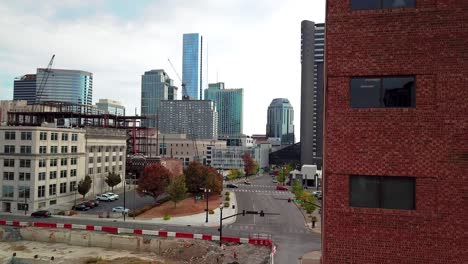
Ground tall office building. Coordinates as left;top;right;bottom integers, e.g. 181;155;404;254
95;99;125;116
159;100;218;139
36;69;93;106
168;86;178;100
266;98;295;145
182;33;207;100
300;21;325;168
204;82;243;136
140;70;173;128
13;74;37;104
323;1;467;263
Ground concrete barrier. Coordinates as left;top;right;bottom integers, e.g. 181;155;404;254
110;234;139;251
69;230;90;247
89;231;111;248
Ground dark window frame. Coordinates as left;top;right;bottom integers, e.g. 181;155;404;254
351;0;416;10
350;76;416;108
350;175;415;210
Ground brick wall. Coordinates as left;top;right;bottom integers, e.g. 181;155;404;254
323;1;468;263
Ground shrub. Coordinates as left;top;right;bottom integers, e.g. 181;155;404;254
57;211;65;215
225;196;230;201
225;191;230;196
224;202;230;208
163;215;171;220
209;209;215;214
311;216;318;222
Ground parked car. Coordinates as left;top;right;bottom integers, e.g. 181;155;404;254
72;204;91;211
313;191;322;199
106;192;119;200
226;183;239;188
31;210;51;218
272;179;278;183
96;193;114;202
112;206;129;214
244;180;251;185
276;185;288;191
84;200;99;208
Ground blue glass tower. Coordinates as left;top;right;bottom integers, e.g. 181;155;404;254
182;33;206;100
140;69;173;128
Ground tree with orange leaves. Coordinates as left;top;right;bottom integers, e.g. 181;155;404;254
137;163;172;201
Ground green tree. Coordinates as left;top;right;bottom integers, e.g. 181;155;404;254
277;172;286;185
105;172;122;192
166;175;187;208
300;192;317;214
137;163;172;201
78;175;92;199
292;179;304;197
227;169;244;180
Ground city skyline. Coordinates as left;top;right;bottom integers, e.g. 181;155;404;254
0;0;325;136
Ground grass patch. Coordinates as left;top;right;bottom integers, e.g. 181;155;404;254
163;215;171;220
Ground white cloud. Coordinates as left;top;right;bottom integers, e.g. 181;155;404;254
0;0;325;137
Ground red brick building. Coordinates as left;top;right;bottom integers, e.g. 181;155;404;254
323;1;467;263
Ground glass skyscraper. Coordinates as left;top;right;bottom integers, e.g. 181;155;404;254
140;69;173;128
35;68;93;106
182;33;207;100
266;98;295;145
204;82;243;136
96;99;125;116
13;74;36;104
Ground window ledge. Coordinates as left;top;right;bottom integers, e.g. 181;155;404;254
330;207;437;219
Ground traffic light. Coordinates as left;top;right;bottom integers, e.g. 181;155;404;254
260;210;265;217
242;210;245;216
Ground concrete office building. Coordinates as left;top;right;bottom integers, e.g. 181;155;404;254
95;99;125;116
204;82;243;136
136;133;227;167
323;1;467;263
13;74;37;105
36;69;93;106
211;147;255;171
0;126;86;214
159;100;217;139
140;70;174;128
182;33;207;99
266;98;295;145
300;21;325;168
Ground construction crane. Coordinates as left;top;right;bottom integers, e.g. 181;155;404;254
167;58;199;162
33;54;55;113
167;58;190;100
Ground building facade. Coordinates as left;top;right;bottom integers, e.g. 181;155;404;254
168;86;178;100
323;1;467;263
182;33;207;100
13;74;37;105
300;21;325;168
36;69;93;106
204;82;243;136
211;147;254;171
140;70;173;128
159;100;218;139
266;98;295;145
0;126;86;214
95;99;125;116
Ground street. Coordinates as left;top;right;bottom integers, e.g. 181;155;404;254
226;173;321;264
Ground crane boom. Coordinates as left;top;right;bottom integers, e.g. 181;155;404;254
167;58;189;100
34;54;55;111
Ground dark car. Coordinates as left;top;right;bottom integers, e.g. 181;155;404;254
72;204;91;211
31;210;51;218
226;183;239;188
84;200;99;208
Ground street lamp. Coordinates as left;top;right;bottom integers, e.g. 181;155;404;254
74;186;78;209
219;203;223;247
200;188;211;223
123;173;126;222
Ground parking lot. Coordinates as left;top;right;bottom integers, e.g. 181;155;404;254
74;188;155;216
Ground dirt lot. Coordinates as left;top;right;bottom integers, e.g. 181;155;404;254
138;194;221;218
0;239;271;264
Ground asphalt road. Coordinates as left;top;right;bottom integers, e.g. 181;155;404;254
226;173;321;264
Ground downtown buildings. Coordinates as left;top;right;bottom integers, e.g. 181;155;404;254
322;1;467;263
140;69;174;128
182;33;207;99
13;69;93;106
95;99;125;116
204;82;243;137
266;98;295;145
300;21;325;168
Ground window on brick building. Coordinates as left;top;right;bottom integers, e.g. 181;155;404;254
351;0;415;10
350;175;415;210
350;76;415;108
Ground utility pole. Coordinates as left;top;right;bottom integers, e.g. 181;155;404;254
123;173;126;221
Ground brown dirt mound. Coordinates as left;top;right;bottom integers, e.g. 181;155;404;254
138;194;221;218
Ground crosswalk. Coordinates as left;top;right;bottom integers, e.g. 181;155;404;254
230;189;290;195
225;224;307;234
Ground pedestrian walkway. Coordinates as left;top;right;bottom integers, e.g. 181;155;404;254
225;184;275;188
231;189;290;196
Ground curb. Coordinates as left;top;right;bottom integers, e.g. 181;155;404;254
0;219;273;247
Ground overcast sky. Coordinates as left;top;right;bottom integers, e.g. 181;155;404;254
0;0;325;137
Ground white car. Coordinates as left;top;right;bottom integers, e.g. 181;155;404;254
106;192;119;200
95;194;114;202
272;179;278;183
112;206;129;214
